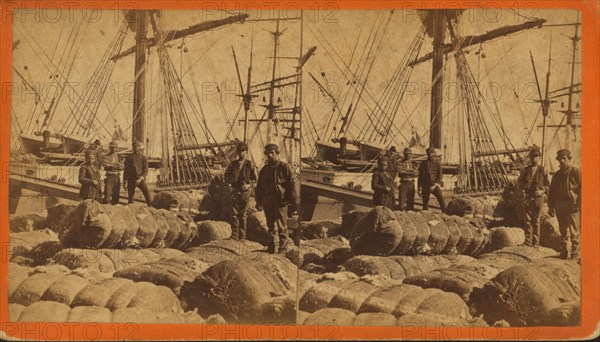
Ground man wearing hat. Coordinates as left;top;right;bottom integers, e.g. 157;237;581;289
86;139;104;170
371;156;395;209
224;142;257;240
517;148;550;247
78;149;102;201
418;147;446;211
102;141;124;205
548;149;581;259
397;147;419;211
255;143;298;254
124;141;152;206
386;146;400;181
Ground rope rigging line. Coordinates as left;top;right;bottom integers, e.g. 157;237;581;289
305;14;403;143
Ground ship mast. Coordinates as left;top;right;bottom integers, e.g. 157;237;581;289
132;10;148;147
562;16;580;151
429;10;446;150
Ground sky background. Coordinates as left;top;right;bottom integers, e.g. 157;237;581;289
10;7;582;170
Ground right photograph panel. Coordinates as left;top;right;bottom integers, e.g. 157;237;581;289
298;8;581;327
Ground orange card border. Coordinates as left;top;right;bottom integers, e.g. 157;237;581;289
1;0;598;340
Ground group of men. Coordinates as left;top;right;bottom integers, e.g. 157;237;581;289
371;145;581;260
372;146;446;212
224;142;298;254
78;140;152;206
518;148;581;260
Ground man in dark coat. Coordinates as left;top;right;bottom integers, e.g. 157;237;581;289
548;149;581;260
255;143;298;254
371;156;395;209
397;147;419;211
79;149;101;201
224;142;257;240
124;141;152;206
418;147;446;211
517;148;550;247
102;141;124;204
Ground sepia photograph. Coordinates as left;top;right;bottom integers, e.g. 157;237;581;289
2;1;593;337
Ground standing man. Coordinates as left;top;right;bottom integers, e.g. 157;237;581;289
224;142;257;240
386;146;400;181
78;149;102;201
397;147;419;211
371;156;395;209
548;149;581;259
102;141;124;204
255;144;298;254
517;148;550;247
418;147;446;212
124;141;152;206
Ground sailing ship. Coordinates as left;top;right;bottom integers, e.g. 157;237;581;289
11;9;250;189
301;9;581;197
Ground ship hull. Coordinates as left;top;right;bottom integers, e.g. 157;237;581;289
19;134;62;156
357;141;386;161
315;142;359;163
61;135;91;154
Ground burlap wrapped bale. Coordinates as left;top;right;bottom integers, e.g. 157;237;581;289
9;229;60;264
341;210;369;239
342;255;476;281
114;255;209;295
16;301;72;322
540;215;562;252
420;211;451;254
302;308;357;326
8;303;26;321
446;196;482;217
10;302;211;323
9;213;47;232
349;208;488;257
59;200;199;250
257;295;297;324
546;301;580;326
470;258;580;326
395;312;489;326
477;245;559;271
403;262;499;302
8;263;36;298
9;265;182;314
316;247;354;273
291;237;350;267
52;248;184;273
350;206;404;256
196;220;232;244
247;209;272;246
183;238;265;265
180;258;297;323
301;219;342;239
353;312;398;326
485;227;526;252
9;265;78;306
299;275;471;321
47;203;78;232
447;196;498;218
152;190;206;213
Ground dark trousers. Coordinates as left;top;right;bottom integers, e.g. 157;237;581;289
127;179;152;206
398;179;415;211
373;192;394;210
421;184;446;211
263;196;289;253
104;174;121;205
80;186;101;201
555;199;580;258
524;200;544;246
230;191;250;240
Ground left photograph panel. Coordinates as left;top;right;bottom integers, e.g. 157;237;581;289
8;8;302;324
